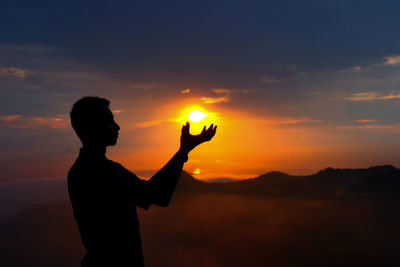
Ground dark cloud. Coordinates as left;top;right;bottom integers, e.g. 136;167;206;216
3;1;400;86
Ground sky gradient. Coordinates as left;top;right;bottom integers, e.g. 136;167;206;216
2;0;400;182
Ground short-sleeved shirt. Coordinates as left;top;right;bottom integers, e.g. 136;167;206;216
68;148;151;266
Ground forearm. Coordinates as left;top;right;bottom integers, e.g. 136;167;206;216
147;148;188;206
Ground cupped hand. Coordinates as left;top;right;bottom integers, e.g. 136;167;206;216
180;122;217;153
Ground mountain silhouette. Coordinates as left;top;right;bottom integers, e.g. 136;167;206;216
2;165;399;222
176;165;400;198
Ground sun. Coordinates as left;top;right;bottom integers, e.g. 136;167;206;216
188;110;207;122
177;105;218;134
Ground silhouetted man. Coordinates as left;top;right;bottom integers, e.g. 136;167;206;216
68;97;217;266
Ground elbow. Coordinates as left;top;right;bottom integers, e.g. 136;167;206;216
148;184;174;207
153;196;171;207
159;202;170;208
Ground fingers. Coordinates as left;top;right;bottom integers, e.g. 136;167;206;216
207;123;214;134
207;124;217;134
209;125;217;138
201;124;217;141
186;121;190;133
182;121;190;134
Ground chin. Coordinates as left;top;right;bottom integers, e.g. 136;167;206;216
106;138;118;146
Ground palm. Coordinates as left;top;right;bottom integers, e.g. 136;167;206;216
180;122;217;153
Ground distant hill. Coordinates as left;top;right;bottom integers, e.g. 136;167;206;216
2;165;399;221
0;178;68;221
176;165;400;198
204;177;239;183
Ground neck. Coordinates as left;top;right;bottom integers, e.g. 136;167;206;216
80;145;106;158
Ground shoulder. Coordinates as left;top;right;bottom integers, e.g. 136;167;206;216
106;159;129;172
68;157;99;181
106;159;142;179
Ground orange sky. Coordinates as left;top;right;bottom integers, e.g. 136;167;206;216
104;98;400;180
1;88;400;184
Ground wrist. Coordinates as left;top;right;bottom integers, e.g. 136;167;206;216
178;145;191;154
177;147;189;162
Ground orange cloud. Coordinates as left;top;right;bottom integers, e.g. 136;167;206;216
241;89;257;94
181;88;190;94
345;54;400;71
259;77;282;84
336;124;400;133
0;114;68;129
201;96;230;104
0;67;28;78
345;92;400;101
256;116;321;125
357;119;379;123
211;88;231;94
201;88;232;104
135;120;165;128
383;55;400;66
135;118;179;128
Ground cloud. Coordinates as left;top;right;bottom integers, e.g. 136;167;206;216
259;72;305;84
336;124;398;131
181;88;190;94
343;66;362;72
240;89;256;94
259;77;283;84
129;83;156;90
383;55;400;66
0;114;68;129
201;88;231;104
357;119;379;123
201;96;230;104
135;120;164;128
0;67;28;78
214;159;247;166
212;88;231;94
135;118;178;128
257;116;321;125
344;55;400;71
345;92;400;101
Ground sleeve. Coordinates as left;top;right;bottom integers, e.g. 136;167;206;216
111;162;153;210
111;149;188;209
145;149;188;207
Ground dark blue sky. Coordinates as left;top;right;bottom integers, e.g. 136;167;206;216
3;0;400;84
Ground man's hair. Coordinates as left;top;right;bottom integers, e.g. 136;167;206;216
70;96;110;141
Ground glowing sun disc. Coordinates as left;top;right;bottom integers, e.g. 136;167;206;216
188;110;207;122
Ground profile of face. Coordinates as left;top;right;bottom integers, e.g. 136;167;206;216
88;108;120;147
101;108;120;146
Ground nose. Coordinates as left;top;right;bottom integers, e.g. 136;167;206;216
115;123;120;131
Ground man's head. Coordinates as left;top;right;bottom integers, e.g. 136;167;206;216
70;96;120;147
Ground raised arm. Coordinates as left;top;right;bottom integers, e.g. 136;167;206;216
147;122;217;207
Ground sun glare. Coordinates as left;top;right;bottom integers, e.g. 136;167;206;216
188;110;207;122
193;168;201;175
177;105;218;134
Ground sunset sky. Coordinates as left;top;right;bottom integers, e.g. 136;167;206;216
2;1;400;182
